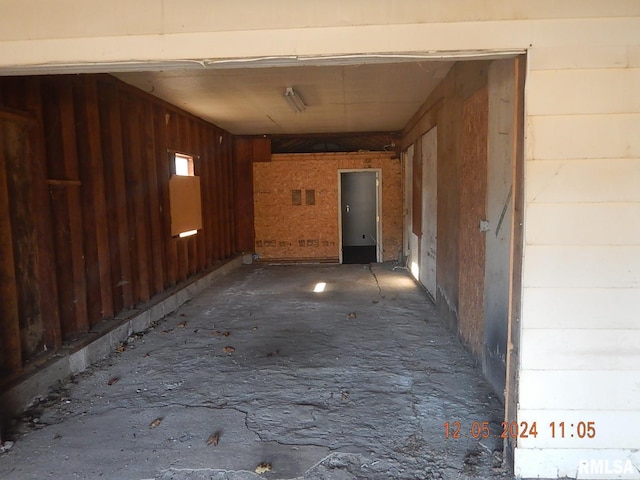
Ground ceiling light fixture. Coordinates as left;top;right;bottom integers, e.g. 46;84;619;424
284;86;306;113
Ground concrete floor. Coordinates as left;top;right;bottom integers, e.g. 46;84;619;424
0;263;512;480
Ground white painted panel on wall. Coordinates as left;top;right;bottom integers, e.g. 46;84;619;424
419;127;437;298
522;288;640;329
523;246;640;288
528;114;640;160
526;203;640;245
521;329;640;370
526;159;640;204
519;370;640;410
405;144;421;280
529;45;629;71
403;149;412;258
517;409;640;449
530;17;640;47
527;68;640;115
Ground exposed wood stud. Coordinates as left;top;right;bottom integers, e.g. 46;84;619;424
73;76;114;323
143;101;164;295
98;80;134;311
0;117;24;375
23;80;62;351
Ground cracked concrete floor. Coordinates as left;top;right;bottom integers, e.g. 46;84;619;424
0;263;512;480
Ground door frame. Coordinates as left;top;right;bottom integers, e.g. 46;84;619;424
337;169;382;264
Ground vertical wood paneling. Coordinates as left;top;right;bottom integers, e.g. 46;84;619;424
57;81;89;334
162;110;179;287
97;80;134;311
41;79;89;338
120;94;151;302
143;101;164;295
233;137;256;253
199;125;213;265
5;117;43;359
0;74;243;380
171;112;189;282
73;77;114;324
223;135;234;257
213;129;224;262
185;117;198;276
194;123;207;270
23;79;61;350
0;116;23;375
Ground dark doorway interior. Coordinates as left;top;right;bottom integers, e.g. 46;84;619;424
342;245;377;264
341;171;378;264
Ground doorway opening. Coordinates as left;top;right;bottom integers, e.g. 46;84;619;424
339;170;381;264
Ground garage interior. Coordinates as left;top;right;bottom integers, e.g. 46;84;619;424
0;54;524;476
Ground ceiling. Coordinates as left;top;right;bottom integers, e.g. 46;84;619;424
114;59;454;136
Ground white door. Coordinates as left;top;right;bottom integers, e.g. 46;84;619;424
419;127;437;299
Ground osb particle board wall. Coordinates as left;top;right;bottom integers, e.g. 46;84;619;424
253;152;402;262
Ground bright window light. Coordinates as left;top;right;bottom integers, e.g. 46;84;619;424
410;261;420;280
313;282;326;293
179;229;198;238
175;153;194;176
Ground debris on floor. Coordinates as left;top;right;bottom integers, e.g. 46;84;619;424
206;432;220;446
254;462;272;474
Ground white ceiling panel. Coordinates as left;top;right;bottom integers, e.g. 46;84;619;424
114;60;454;135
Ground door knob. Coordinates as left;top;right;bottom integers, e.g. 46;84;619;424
346;205;350;213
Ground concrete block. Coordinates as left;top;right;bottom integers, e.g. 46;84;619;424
130;309;151;333
68;350;88;374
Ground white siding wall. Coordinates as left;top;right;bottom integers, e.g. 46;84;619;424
0;2;639;478
518;40;640;477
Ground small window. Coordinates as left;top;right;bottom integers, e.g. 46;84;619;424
174;153;194;176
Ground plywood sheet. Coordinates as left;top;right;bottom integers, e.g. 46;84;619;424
253;152;402;262
169;174;202;236
458;85;488;356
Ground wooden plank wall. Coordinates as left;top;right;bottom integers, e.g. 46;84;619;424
0;74;247;383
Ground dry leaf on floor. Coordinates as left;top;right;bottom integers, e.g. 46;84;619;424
179;313;186;317
222;346;235;354
221;331;231;337
252;326;258;331
116;344;126;353
212;330;221;336
107;377;119;386
255;463;272;474
341;391;350;400
347;312;357;319
149;417;162;428
206;431;220;446
177;321;187;328
266;350;279;357
162;328;173;334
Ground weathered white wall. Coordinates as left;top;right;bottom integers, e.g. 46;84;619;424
483;59;515;401
404;145;421;280
419;128;437;299
517;39;640;478
1;1;639;478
